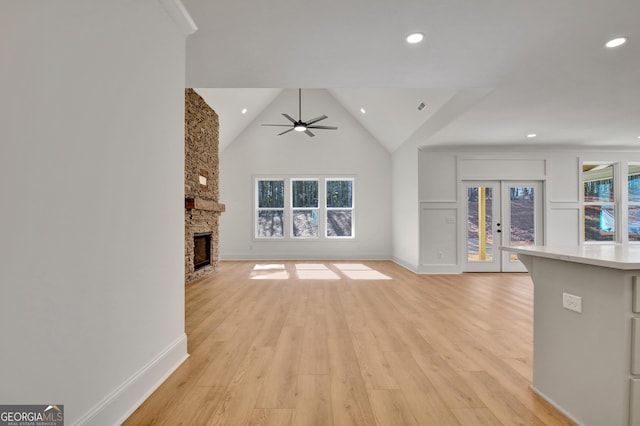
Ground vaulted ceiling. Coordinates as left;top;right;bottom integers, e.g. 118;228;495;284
183;0;640;152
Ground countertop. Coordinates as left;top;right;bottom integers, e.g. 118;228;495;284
500;245;640;270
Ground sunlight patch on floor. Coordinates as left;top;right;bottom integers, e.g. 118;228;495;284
333;263;372;270
253;264;286;270
250;264;290;279
333;263;392;280
295;263;340;279
295;263;329;270
249;263;391;280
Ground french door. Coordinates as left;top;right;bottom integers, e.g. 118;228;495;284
463;181;543;272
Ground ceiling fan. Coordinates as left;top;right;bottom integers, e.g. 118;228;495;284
262;89;338;137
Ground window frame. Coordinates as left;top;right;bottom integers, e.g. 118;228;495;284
253;175;356;241
628;163;640;243
290;178;320;239
255;178;286;239
325;178;355;239
582;162;617;243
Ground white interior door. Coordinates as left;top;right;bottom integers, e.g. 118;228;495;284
463;181;543;272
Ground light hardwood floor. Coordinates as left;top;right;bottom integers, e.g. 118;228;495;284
124;261;574;425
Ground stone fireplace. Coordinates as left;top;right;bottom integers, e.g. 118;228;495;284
185;89;225;284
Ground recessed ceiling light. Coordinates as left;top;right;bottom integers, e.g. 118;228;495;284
360;108;366;114
605;37;627;48
241;108;247;114
406;32;424;44
527;134;537;138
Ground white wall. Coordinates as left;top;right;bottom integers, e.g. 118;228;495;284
391;139;420;270
219;89;391;260
391;89;492;272
0;2;190;424
417;151;458;272
418;146;640;273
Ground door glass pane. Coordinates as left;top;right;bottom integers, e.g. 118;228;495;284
467;186;493;262
584;205;615;242
509;186;535;261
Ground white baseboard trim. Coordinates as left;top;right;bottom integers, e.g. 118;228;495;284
530;385;582;425
391;256;419;273
74;334;188;426
220;253;391;261
417;264;461;274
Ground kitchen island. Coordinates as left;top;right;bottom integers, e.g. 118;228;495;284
502;245;640;425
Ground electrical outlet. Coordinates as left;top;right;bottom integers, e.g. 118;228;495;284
563;292;582;313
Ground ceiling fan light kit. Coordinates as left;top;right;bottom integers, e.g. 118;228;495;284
262;89;338;137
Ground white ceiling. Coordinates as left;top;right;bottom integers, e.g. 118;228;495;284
183;0;640;151
195;88;282;151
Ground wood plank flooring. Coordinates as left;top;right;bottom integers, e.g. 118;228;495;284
124;261;574;426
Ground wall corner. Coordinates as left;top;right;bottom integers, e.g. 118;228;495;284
158;0;198;36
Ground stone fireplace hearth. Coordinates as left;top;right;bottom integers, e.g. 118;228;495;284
184;89;225;284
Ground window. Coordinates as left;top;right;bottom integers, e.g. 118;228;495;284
326;179;354;237
256;179;285;238
291;179;319;238
582;163;615;242
629;164;640;242
254;176;355;240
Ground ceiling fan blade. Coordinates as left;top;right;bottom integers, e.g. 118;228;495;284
262;124;293;127
278;128;295;136
282;113;297;124
305;115;327;125
304;129;315;137
307;125;338;130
